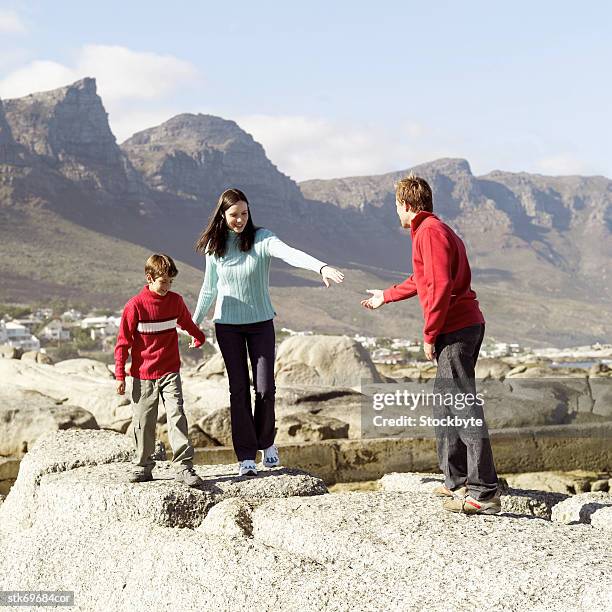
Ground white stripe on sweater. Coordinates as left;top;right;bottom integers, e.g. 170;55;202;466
137;318;177;334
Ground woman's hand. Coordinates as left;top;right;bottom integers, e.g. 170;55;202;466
320;265;344;287
360;289;385;310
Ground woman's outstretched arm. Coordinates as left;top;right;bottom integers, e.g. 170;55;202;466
264;231;344;286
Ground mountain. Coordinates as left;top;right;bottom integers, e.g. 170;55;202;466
0;78;610;347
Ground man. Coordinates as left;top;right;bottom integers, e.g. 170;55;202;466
361;175;500;514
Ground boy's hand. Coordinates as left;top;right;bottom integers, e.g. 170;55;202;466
189;337;205;348
361;289;385;310
116;380;126;395
424;342;436;362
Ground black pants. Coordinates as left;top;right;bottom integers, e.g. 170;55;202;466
433;323;499;501
215;319;276;461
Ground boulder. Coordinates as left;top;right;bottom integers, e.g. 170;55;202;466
590;506;612;531
505;471;610;494
0;388;98;456
54;358;114;378
1;431;612;611
198;407;232;446
0;344;21;359
275;412;349;443
275;335;383;387
551;492;612;525
475;358;512;380
196;352;227;380
21;350;54;364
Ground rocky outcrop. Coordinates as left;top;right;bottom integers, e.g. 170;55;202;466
275;334;383;387
1;430;611;611
3;78;149;204
0;388;98;456
121;113;304;214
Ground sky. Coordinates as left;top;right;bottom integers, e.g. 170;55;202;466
0;1;610;182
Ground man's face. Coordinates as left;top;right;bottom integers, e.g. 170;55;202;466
395;198;415;228
147;274;174;296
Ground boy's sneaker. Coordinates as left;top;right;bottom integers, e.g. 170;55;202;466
129;468;153;483
433;485;467;499
238;460;258;477
262;444;280;468
175;465;204;488
443;494;501;515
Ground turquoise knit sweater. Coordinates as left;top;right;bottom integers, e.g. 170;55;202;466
193;228;327;325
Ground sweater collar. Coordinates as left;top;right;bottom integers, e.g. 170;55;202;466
411;211;437;236
141;285;166;300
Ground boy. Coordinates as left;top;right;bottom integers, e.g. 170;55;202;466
361;175;500;515
115;253;207;487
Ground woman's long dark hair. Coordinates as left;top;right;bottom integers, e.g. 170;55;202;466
195;188;258;257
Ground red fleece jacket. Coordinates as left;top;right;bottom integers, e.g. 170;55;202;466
114;286;206;381
383;211;484;344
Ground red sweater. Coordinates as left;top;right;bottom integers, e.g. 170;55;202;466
114;286;206;381
383;211;484;344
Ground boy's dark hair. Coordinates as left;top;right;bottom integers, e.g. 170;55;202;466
194;188;258;258
145;253;178;279
396;174;433;213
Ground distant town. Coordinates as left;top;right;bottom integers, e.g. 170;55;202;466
1;304;611;368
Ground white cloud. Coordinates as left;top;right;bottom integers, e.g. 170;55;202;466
0;45;198;141
0;10;26;33
238;114;432;181
535;154;594;176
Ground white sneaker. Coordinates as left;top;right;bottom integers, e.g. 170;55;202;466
262;444;280;468
238;460;257;477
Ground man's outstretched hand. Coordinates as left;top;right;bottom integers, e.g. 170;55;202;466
361;289;385;310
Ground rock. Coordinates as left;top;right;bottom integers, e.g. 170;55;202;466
505;471;609;495
275;412;349;443
474;358;512;380
0;388;99;456
54;358;114;378
275;335;382;387
551;492;612;524
197;498;253;538
589;378;612;418
590;506;612;531
0;457;20;480
20;350;54;364
187;425;219;448
198;407;232;446
2;437;612;611
0;344;21;359
591;479;610;492
196;352;227;380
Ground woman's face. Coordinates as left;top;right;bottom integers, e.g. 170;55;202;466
224;201;249;233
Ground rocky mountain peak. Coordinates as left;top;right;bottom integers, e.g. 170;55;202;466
121;113;304;212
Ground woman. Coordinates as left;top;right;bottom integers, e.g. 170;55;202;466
193;188;344;476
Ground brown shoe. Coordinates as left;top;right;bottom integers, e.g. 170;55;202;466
443;494;501;515
433;485;467;498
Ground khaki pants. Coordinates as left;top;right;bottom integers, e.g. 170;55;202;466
131;372;194;471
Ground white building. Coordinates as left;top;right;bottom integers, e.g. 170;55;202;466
61;309;83;322
0;320;7;344
40;319;71;342
5;322;40;351
81;316;120;340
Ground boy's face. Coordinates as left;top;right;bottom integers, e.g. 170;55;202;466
395;198;417;229
147;273;174;296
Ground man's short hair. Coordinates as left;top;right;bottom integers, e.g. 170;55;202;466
145;253;178;279
395;174;433;213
